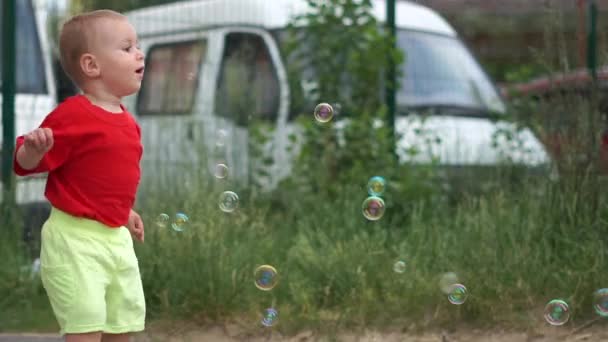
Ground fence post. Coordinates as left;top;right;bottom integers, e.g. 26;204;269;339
587;0;597;81
385;0;396;154
2;0;17;211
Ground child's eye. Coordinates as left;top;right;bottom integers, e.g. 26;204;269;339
123;46;131;52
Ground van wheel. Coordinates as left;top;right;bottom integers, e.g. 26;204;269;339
21;202;51;259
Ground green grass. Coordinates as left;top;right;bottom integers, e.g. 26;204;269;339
1;133;607;335
129;166;608;333
1;166;607;334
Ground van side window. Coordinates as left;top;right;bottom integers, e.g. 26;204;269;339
0;0;47;94
271;29;316;121
137;40;206;115
215;33;280;125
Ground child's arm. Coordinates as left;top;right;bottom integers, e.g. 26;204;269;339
13;107;74;176
15;127;54;170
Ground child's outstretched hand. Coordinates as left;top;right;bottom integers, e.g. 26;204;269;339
24;127;54;155
127;209;145;243
16;127;54;170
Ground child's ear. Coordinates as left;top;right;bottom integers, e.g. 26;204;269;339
80;53;100;78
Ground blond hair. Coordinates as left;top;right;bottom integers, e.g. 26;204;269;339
59;10;126;87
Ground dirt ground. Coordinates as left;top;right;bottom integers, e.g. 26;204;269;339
2;325;607;342
132;320;608;342
2;319;606;342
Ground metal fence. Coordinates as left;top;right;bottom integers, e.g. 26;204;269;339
1;0;606;234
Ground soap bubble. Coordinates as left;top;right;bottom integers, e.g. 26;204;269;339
447;284;468;305
439;272;459;294
544;299;570;326
219;191;239;213
362;196;385;221
393;260;406;273
214;163;228;179
216;129;228;147
254;265;278;291
314;103;334;123
156;213;170;228
261;308;278;327
593;288;608;317
171;212;189;232
367;176;386;196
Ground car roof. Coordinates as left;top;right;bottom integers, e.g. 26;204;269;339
127;0;457;38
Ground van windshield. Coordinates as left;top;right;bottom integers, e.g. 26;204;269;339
0;0;47;94
272;27;504;119
397;30;505;114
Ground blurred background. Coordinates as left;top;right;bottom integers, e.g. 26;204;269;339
1;0;608;340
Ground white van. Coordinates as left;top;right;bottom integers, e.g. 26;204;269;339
124;0;550;190
0;0;57;240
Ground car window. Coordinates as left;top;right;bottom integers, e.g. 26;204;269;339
214;32;280;125
137;40;207;115
0;0;47;94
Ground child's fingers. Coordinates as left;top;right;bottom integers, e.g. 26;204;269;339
135;216;144;230
130;229;143;242
135;229;144;242
42;128;54;149
35;129;47;148
28;133;44;151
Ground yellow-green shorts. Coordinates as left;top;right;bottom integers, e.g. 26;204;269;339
40;207;146;335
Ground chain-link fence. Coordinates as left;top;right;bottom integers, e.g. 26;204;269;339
2;0;607;242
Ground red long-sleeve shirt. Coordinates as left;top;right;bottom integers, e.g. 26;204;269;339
14;95;143;228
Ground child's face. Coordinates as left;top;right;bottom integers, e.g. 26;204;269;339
90;18;145;97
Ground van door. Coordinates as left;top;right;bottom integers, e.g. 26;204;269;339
131;32;213;190
211;28;288;189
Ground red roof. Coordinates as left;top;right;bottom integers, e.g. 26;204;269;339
501;66;608;98
420;0;608;14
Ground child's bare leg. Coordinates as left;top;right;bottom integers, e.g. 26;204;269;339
101;333;132;342
65;332;102;342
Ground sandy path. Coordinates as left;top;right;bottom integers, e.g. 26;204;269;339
2;320;606;342
132;320;608;342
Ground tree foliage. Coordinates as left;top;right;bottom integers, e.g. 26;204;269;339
277;0;440;207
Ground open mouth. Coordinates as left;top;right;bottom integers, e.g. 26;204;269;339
135;67;145;75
